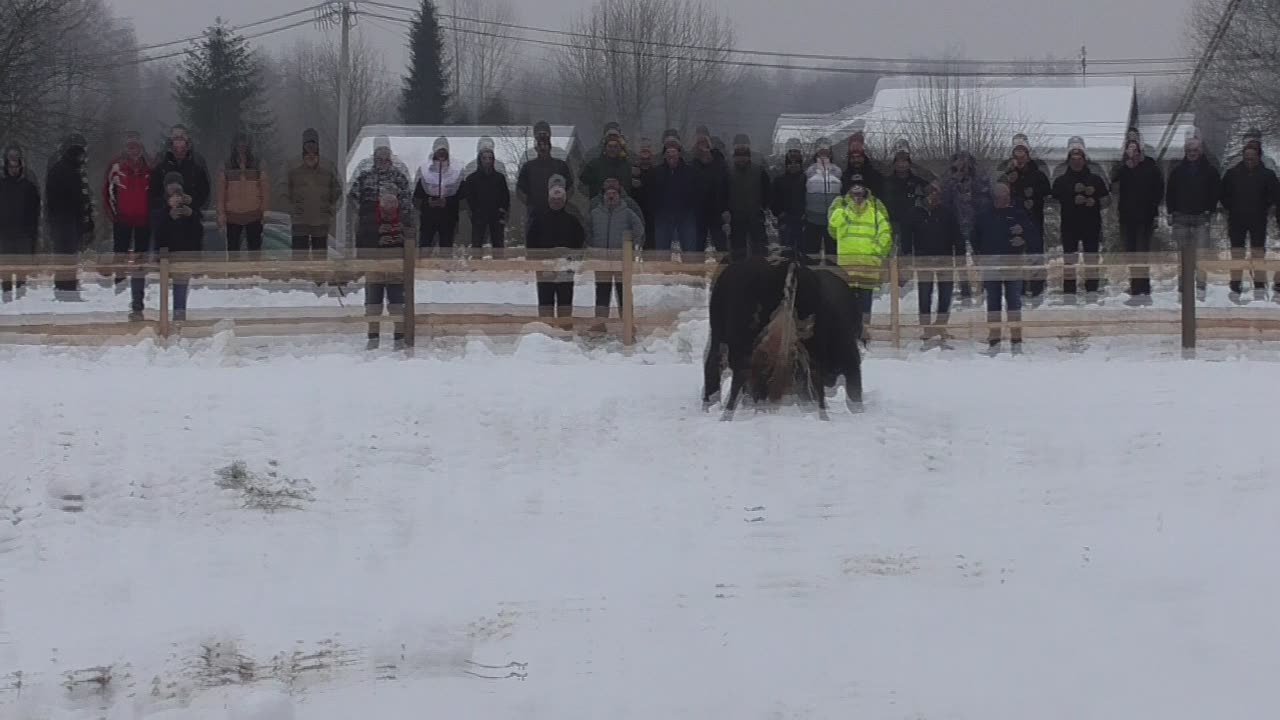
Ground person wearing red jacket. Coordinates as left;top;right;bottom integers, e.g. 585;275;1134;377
103;131;152;302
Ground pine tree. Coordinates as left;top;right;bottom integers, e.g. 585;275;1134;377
477;95;513;125
173;19;274;165
399;0;451;124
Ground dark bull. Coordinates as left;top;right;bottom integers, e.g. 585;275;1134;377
702;252;863;420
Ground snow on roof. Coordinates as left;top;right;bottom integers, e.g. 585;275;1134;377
773;76;1138;163
772;102;872;153
344;124;582;184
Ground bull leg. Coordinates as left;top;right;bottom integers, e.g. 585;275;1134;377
721;368;747;421
845;362;864;414
811;362;830;421
702;341;725;410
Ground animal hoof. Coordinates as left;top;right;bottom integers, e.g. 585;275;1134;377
846;398;865;414
817;409;831;422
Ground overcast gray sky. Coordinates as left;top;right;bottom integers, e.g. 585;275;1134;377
112;0;1198;76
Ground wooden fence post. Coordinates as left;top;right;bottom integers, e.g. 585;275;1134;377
158;249;170;338
889;253;901;349
622;232;636;347
403;240;417;348
1180;229;1196;354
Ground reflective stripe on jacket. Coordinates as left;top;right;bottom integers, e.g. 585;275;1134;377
828;194;892;289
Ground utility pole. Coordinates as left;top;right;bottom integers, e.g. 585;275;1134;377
1080;45;1087;87
319;1;357;255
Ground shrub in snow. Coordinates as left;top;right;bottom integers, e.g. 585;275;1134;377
214;460;314;512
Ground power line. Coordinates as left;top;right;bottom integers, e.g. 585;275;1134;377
362;10;1194;79
362;0;1198;71
108;17;321;70
131;3;329;53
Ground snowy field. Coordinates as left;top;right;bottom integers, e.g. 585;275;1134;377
3;287;1280;719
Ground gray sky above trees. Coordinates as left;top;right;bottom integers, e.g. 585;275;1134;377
114;0;1196;70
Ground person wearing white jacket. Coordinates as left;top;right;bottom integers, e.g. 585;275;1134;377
413;136;464;249
804;137;842;257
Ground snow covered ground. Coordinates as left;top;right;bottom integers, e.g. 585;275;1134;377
3;291;1280;719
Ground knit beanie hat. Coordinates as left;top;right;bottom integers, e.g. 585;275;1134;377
784;137;802;153
893;137;911;156
547;173;567;198
302;128;319;150
1067;136;1087;158
533;121;551;139
603;121;622;139
662;128;681;149
1013;133;1031;153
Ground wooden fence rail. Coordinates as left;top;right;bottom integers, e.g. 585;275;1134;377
2;240;1279;352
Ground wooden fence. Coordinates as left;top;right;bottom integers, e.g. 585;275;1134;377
2;239;1279;351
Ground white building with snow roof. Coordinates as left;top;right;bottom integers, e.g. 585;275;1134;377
773;76;1162;168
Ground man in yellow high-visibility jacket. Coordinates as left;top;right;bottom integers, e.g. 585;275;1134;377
828;173;893;342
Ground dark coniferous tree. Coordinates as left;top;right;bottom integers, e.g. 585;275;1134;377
477;95;513;126
173;19;274;164
399;0;451;124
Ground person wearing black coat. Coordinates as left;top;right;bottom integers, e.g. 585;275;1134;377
650;144;699;258
1219;140;1278;299
1051;139;1110;299
1111;140;1166;301
526;178;585;319
44;134;94;298
883;151;930;231
629;138;658;250
973;183;1042;350
152;172;204;321
0;143;40;299
460;144;511;251
771;147;807;252
841;131;885;200
149;125;212;236
902;181;965;340
1166;136;1221;297
690;135;729;253
998;135;1052;300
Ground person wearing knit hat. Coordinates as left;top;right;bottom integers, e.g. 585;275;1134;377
459;136;511;252
1166;134;1221;298
44;132;94;300
219;130;270;257
154;170;202;322
841;130;884;200
884;142;929;254
285;127;342;263
526;171;585;322
415;136;464;250
690;132;730;254
582;130;632;201
1050;134;1110;300
1111;136;1164;303
661;128;682;150
829;170;893;343
997;132;1050;301
802;136;841;258
1220;133;1278;300
628;137;658;249
103;130;153;301
726;132;770;258
771;142;808;252
1;142;40;301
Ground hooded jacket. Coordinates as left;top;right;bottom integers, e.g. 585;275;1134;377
103;145;152;228
286;131;342;237
150;134;212;224
45;143;94;234
1110;156;1165;225
1219;159;1278;224
416;137;464;202
460;148;510;224
829;192;893;289
805;158;843;226
587;199;645;250
218;137;270;225
0;144;41;252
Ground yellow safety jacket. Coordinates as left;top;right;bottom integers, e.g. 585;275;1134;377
828;193;892;289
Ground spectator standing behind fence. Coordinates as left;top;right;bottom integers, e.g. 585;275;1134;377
1111;138;1165;305
883;146;929;249
285;128;341;261
517;121;574;239
690;131;730;254
103;132;152;296
726;134;771;258
999;134;1052;303
629;137;657;250
974;183;1040;353
902;180;964;343
459;139;510;252
941;150;992;306
1219;137;1278;303
651;138;698;258
582;124;631;201
588;177;643;327
804;138;841;258
350;139;413;350
829;173;892;345
0;143;40;302
841;131;884;200
150;125;211;230
414;137;463;250
44;133;93;301
527;176;584;320
1051;137;1109;302
1165;135;1220;300
155;172;203;323
218;132;269;256
771;141;807;253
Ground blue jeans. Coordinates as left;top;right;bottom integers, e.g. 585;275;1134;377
130;278;188;313
984;279;1024;343
654;215;698;253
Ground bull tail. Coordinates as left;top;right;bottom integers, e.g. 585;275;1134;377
753;262;802;403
